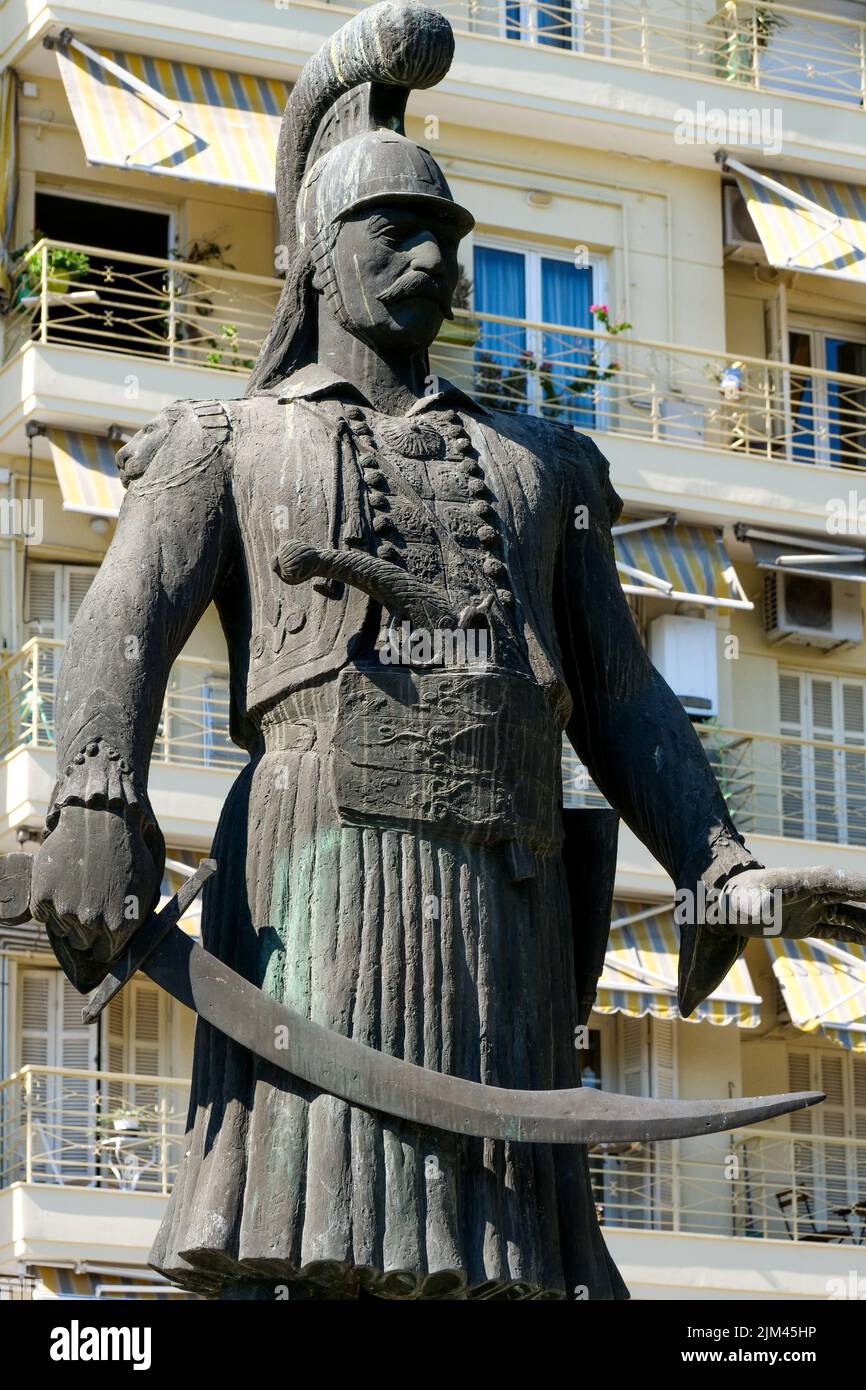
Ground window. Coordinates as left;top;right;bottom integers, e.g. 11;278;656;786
786;1047;866;1235
786;322;866;468
594;1016;677;1231
498;1;611;56
779;671;866;845
21;563;96;745
15;966;96;1184
473;240;607;426
753;3;866;106
33;192;172;358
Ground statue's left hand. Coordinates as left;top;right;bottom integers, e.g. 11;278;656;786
718;866;866;943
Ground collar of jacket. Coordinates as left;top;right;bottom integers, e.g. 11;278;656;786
268;363;492;418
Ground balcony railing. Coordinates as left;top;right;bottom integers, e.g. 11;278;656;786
2;1067;861;1249
3;239;281;373
565;723;866;847
7;241;866;471
592;1125;866;1245
0;639;247;771
0;1066;190;1194
592;1123;866;1245
325;0;866;109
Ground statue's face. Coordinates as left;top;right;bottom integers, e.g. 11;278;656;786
324;201;462;350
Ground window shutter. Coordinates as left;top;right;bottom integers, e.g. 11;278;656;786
620;1016;648;1096
649;1018;677;1099
60;976;94;1072
25;566;59;636
841;682;866;846
853;1056;866;1191
19;969;52;1066
779;672;805;838
808;677;838;842
130;980;163;1108
787;1051;813;1134
105;994;126;1112
65;568;96;627
819;1052;849;1214
103;979;167;1112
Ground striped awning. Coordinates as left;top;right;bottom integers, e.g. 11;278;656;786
33;1265;189;1299
47;429;124;517
54;38;290;193
767;937;866;1053
592;900;761;1028
729;156;866;284
614;517;752;611
736;523;866;585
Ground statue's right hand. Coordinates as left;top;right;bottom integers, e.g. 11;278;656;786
31;806;163;966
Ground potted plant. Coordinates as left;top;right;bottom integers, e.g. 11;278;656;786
109;1105;142;1134
14;240;90;299
205;322;255;371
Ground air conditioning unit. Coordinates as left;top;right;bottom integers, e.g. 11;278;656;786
763;571;863;651
649;614;718;719
723;183;765;263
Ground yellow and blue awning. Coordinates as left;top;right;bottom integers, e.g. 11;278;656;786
767;937;866;1054
593;900;761;1028
727;155;866;284
54;36;290;193
47;429;125;518
614;516;752;610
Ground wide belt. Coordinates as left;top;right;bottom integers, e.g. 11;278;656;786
330;663;563;858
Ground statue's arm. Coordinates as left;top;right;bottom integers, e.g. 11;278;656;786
32;403;235;989
554;432;760;1005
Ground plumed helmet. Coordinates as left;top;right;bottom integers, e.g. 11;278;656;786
298;129;473;254
247;2;473;392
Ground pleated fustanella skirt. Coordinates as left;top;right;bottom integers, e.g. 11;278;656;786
149;687;627;1300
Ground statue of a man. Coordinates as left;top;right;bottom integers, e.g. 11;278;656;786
28;3;866;1300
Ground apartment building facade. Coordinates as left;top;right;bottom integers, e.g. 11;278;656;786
1;0;866;1300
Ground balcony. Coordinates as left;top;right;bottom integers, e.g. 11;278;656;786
294;1;866;169
425;0;866;110
3;239;280;378
3;241;863;529
594;1125;866;1297
594;1126;866;1243
0;1065;189;1268
0;1065;188;1195
0;640;245;844
567;723;866;851
1;1064;863;1293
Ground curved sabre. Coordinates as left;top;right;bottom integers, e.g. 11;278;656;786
144;925;823;1145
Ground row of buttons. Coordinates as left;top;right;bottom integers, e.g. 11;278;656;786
344;405;513;607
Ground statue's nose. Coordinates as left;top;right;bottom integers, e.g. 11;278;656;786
410;232;444;274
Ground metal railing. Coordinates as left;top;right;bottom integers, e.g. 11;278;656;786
326;0;866;109
3;1066;860;1248
434;310;866;472
592;1126;866;1245
8;241;866;471
0;638;247;771
0;1066;190;1194
3;239;281;372
565;723;866;847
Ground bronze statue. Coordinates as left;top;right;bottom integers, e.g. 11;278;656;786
15;3;866;1300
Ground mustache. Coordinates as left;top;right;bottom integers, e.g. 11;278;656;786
378;270;454;318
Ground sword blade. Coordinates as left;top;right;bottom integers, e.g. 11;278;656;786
144;925;824;1145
